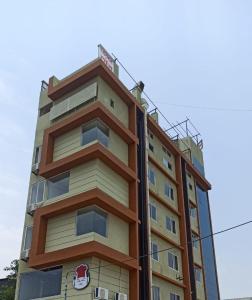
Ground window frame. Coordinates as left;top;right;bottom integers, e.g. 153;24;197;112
18;266;62;300
168;251;179;271
195;266;202;283
151;241;159;261
152;286;160;300
33;145;42;165
164;183;174;200
23;226;33;251
81;118;109;148
76;206;108;238
30;180;45;204
149;203;157;221
46;171;70;200
148;168;156;185
170;293;180;300
166;216;176;234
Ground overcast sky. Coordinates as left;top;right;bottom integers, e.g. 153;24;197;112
0;0;252;298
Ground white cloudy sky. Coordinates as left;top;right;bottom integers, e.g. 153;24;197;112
0;1;252;298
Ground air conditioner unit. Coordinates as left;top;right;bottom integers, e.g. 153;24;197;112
27;202;43;215
21;249;29;261
115;293;128;300
32;163;39;175
94;287;109;300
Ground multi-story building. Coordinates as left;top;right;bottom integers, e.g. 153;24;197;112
15;47;220;300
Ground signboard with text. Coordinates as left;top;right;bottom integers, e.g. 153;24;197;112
98;44;114;72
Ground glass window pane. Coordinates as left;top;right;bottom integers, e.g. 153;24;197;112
94;210;107;236
30;184;37;204
19;267;62;300
34;146;41;164
37;182;45;203
77;208;107;237
47;172;69;199
151;243;158;261
76;210;94;236
23;227;32;250
97;128;108;147
152;286;160;300
166;217;172;231
81;120;109;147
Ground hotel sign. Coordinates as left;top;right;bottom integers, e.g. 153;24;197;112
98;44;114;72
72;264;90;290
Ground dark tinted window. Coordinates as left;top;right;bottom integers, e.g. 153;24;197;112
47;172;69;199
77;208;107;237
196;185;219;300
81;119;109;147
19;267;62;300
23;227;32;250
39;102;53;117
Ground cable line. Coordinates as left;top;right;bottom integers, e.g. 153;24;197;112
87;219;252;272
155;103;252;112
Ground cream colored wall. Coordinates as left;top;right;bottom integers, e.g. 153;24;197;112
149;196;180;245
151;234;183;283
15;257;129;300
45;209;129;255
97;77;129;128
43;159;129;207
148;162;178;210
53;125;128;165
152;275;184;300
147;130;176;179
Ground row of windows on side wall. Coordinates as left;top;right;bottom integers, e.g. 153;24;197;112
151;241;179;271
149;203;177;234
148;142;173;172
148;169;174;200
152;286;180;300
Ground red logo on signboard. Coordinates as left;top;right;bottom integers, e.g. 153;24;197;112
73;264;90;290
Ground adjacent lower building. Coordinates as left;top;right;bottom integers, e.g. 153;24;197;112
15;47;220;300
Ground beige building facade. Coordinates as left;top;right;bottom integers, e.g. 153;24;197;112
15;49;220;300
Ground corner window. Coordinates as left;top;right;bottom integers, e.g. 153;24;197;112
168;252;178;271
81;119;109;147
164;183;174;200
152;286;160;300
76;207;107;237
170;293;180;300
149;203;157;221
166;216;176;234
195;267;202;282
148;168;156;185
18;267;62;300
30;181;45;204
23;226;32;251
47;172;70;199
151;242;159;261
